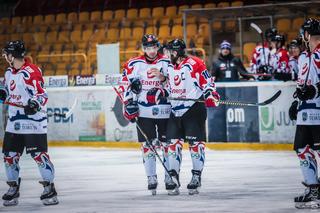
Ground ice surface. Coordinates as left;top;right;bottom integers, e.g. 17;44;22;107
0;147;315;213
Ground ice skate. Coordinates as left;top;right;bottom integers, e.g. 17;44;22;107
166;170;180;195
39;181;59;205
294;183;320;209
2;178;21;206
187;170;201;195
147;175;158;195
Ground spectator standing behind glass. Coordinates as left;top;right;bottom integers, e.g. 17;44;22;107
211;41;254;82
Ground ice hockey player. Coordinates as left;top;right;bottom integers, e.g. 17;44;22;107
250;27;277;80
290;18;320;209
147;39;220;195
269;34;291;81
0;40;58;206
288;38;302;80
120;34;172;195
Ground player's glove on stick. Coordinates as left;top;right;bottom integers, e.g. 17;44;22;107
123;99;139;122
24;99;40;115
146;88;167;104
0;89;8;102
130;78;142;94
203;84;220;107
289;100;298;121
295;84;319;101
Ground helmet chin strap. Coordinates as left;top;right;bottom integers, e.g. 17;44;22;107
145;53;157;62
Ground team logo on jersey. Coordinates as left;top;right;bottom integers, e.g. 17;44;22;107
174;75;181;86
14;122;20;131
10;80;16;91
302;112;308;121
147;70;155;78
152;107;159;116
302;63;308;75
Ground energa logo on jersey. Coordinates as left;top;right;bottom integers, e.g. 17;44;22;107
260;107;274;131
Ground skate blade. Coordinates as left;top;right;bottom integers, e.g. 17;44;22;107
3;198;18;206
188;188;200;195
42;196;59;206
295;201;320;209
150;189;156;196
167;188;180;196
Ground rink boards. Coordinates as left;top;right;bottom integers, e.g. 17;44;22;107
0;81;296;144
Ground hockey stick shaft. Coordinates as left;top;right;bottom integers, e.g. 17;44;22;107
250;22;269;67
0;100;76;118
167;90;281;107
111;86;174;178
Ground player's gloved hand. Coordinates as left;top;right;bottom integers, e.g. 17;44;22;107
295;85;317;101
130;78;142;94
0;88;8;102
24;99;40;115
289;100;298;121
123;99;139;123
146;88;167;104
203;84;220;108
257;65;273;81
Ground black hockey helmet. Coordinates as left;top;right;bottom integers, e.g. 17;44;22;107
142;34;159;48
265;27;278;40
271;34;286;46
289;38;302;48
167;39;186;57
300;18;320;36
2;40;26;59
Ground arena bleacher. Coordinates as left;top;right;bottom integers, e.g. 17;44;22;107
0;0;318;76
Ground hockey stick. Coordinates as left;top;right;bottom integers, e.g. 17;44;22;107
166;90;282;107
112;86;178;184
250;22;268;67
1;98;77;118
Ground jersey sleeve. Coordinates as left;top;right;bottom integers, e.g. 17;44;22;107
119;61;134;102
22;65;48;107
191;57;211;89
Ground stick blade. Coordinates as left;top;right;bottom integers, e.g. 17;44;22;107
259;90;282;106
250;22;263;34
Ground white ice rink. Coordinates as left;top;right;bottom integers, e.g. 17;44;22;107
0;147;316;213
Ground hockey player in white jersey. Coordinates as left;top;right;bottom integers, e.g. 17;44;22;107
120;34;171;195
250;27;277;80
147;39;220;195
289;18;320;209
0;41;58;206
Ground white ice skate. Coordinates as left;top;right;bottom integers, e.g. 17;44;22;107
147;175;158;196
2;178;21;206
39;181;59;205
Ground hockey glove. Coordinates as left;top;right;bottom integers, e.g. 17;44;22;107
123;99;139;122
24;99;40;115
146;88;167;104
289;100;298;121
130;78;142;94
0;88;8;102
295;85;318;101
203;84;220;108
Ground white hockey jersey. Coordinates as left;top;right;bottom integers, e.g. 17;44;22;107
297;46;320;125
4;61;48;134
120;54;171;119
250;43;271;72
166;56;211;117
